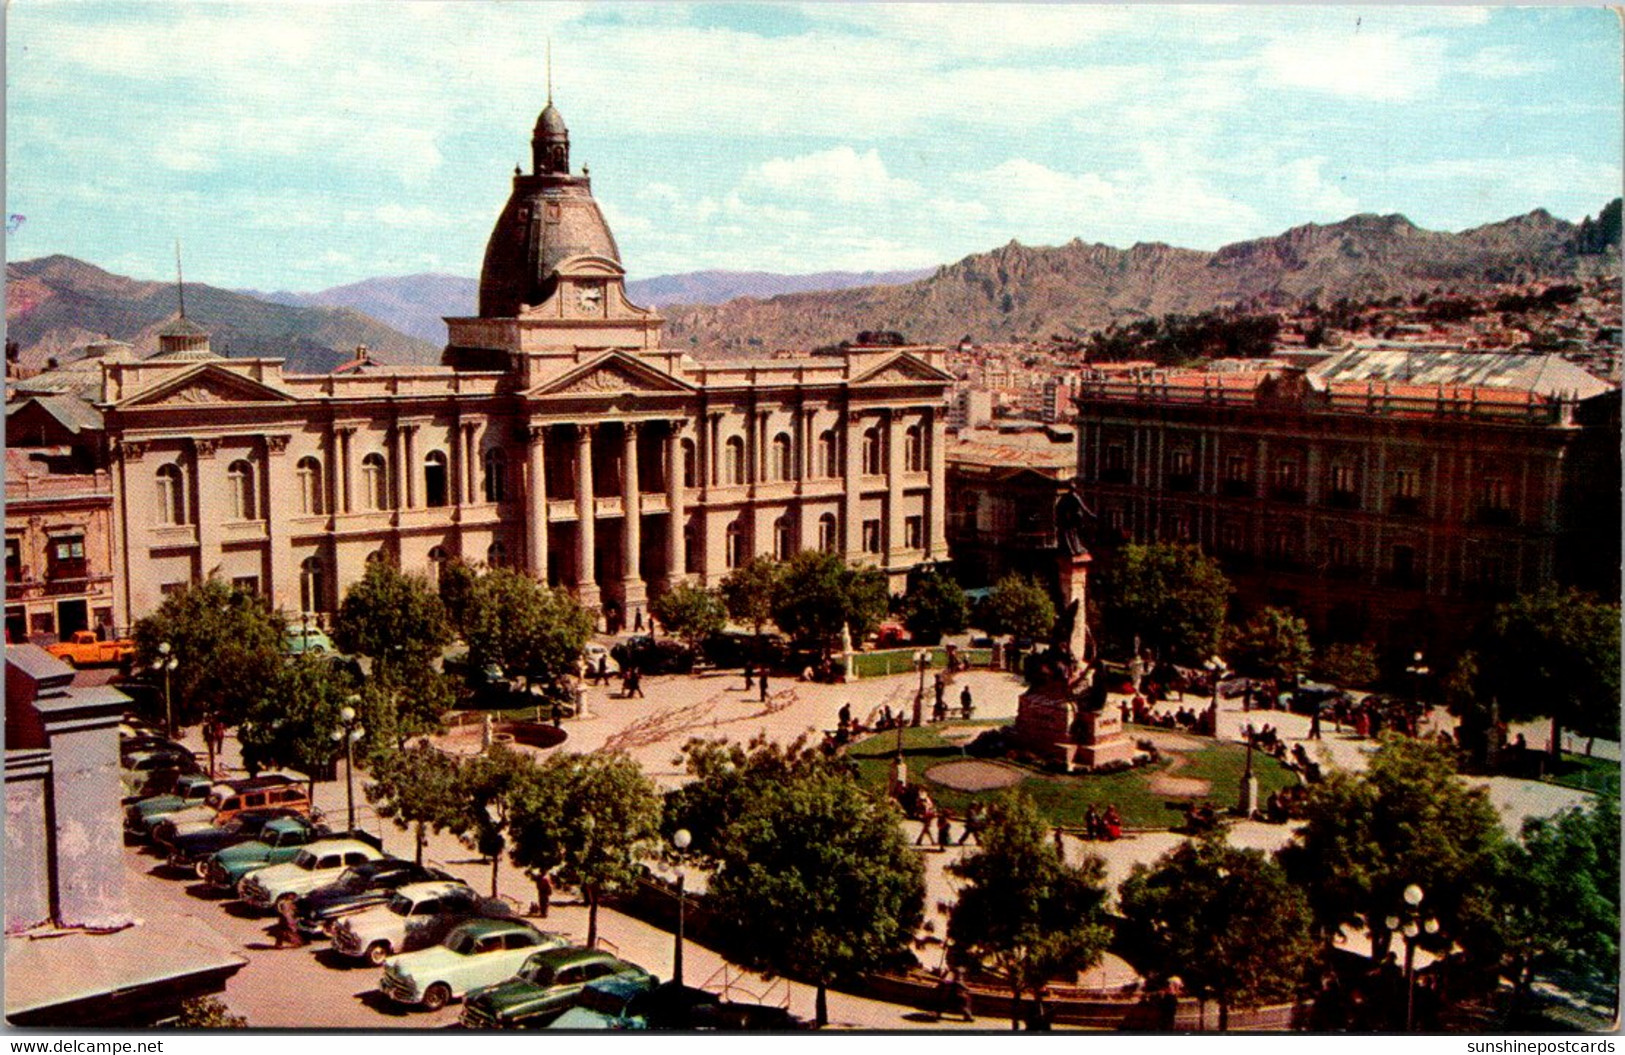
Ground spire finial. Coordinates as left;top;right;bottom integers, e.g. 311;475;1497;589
174;239;187;318
547;38;553;104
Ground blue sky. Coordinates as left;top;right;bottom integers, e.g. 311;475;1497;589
7;3;1621;291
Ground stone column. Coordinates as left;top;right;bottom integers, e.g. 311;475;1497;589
402;424;418;510
622;422;645;609
264;434;296;611
842;408;863;559
332;427;351;515
575;425;599;609
928;406;948;559
666;421;687;586
886;409;904;560
527;426;549;583
193;438;221;581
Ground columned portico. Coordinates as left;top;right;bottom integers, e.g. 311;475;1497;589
574;425;600;609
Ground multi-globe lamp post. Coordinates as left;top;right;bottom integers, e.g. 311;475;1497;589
330;696;365;832
671;828;692;986
152;642;179;739
1385;882;1440;1031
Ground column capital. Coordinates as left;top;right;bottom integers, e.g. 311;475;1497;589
623;420;641;438
669;418;690;437
192;437;221;459
529;425;549;443
114;438;149;462
265;434;291;456
578;422;598;438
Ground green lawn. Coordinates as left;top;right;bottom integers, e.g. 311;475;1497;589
846;721;1298;830
849;647;993;679
1542;753;1620;797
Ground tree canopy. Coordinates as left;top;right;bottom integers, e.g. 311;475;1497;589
770;550;889;652
1475;587;1621;754
1312;641;1380;689
981;574;1056;643
1099;542;1230;663
948;793;1112;1028
435;556;480;639
331;558;452;673
650;582;727;655
238;653;357;794
706;766;924;1026
1119;834;1315;1030
464;568;595;693
506;751;663;949
1278;735;1505;963
720;556;784;636
1228;606;1313;683
902;566;969;645
662;735;828;866
365;740;467;863
131;578;286;727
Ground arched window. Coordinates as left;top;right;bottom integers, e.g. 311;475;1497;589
773;515;793;561
862;427;882;476
424;450;449;508
681;439;697;488
684;523;700;573
819;430;839;478
904;424;924;473
487;540;507;568
156;463;187;525
299;556;325;613
428;545;448;582
365;549;386;564
818;512;839;553
361;453;388;511
483;448;506;503
227;459;257;520
725;520;747;569
296;456;324;515
725;436;746;486
771;433;792;481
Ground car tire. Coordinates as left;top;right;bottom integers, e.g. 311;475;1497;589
275;893;297;915
366;941;391;966
310;645;326;654
421;983;452;1012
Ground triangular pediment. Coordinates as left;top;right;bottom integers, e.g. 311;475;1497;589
528;351;696;399
853;352;955;386
117;364;295;409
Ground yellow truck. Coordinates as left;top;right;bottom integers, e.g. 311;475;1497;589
46;630;136;667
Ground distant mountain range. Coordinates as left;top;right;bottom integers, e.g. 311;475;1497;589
661;201;1622;354
246;268;933;344
7;255;439;376
10;200;1617;375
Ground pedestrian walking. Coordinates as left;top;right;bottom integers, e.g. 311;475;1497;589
533;871;553;918
960;684;974;720
915;791;937;846
959;803;985;845
634;608;644;633
759;670;769;702
743;662;755;691
625;668;645;699
1308;705;1322;740
551;699;563;727
937;813;952;848
934;673;946;711
272;893;306;948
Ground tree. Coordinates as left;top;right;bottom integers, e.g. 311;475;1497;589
948;793;1112;1029
1491;797;1619;1004
650;582;727;656
170;996;247;1029
1099;542;1230;663
436;556;480;638
720;556;783;638
355;654;456;759
770;550;888;654
1312;641;1380;689
331;559;452;675
902;567;968;645
982;574;1056;643
1279;736;1505;968
1475;587;1621;759
707;767;924;1027
506;751;663;949
365;741;467;864
1228;606;1313;683
1119;834;1315;1030
464;568;594;694
237;654;357;798
455;744;537;897
131;578;286;727
662;735;827;866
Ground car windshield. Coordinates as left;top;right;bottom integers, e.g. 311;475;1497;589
292;849;318;870
387;893;412;916
334;868;367;892
204;792;226;809
447;931;478;956
521;961;556;986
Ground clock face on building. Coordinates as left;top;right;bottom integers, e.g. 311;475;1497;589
577;284;603;312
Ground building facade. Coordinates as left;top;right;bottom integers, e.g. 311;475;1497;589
1071;354;1620;656
96;100;951;629
945;425;1075;590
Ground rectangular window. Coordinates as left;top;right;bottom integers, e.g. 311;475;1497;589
1225;455;1248;482
1218;521;1244;554
1481;477;1508;510
1327;537;1349;567
1273;459;1300;488
1393;468;1419;499
1105;445;1126;471
46;535;86;580
1169;449;1193;475
5;537;21;583
861;519;883;554
1391;544;1415;578
232;575;260;596
1330;463;1355;492
904;515;924;549
160;582;187;598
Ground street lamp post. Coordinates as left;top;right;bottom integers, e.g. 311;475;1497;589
913;649;930;728
1204;654;1225;728
671;828;691;986
1385;882;1439;1031
329;697;365;833
1406;652;1430;735
152;642;179;739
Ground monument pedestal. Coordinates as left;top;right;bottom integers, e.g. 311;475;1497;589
1012;684;1138;773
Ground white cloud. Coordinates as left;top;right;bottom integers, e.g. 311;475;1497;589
748;147;919;206
1258;29;1450;102
1465;45;1552;80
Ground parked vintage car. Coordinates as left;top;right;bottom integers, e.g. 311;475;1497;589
379;918;567;1011
46;630;135;668
546;979;794;1031
201;816;355;889
124;773;214;840
236;838;388;912
162;809;308;872
611;635;693;675
330;881;498;965
284;626;336;655
119;746;201;800
460;947;654;1029
156;774;311;839
294;859;457;936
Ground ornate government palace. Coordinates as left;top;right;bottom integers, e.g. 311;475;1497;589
92;99;952;630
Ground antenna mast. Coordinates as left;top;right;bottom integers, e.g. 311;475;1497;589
174;240;187;318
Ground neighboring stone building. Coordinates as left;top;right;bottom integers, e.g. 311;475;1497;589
1071;351;1620;656
94;98;952;630
945;424;1076;591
